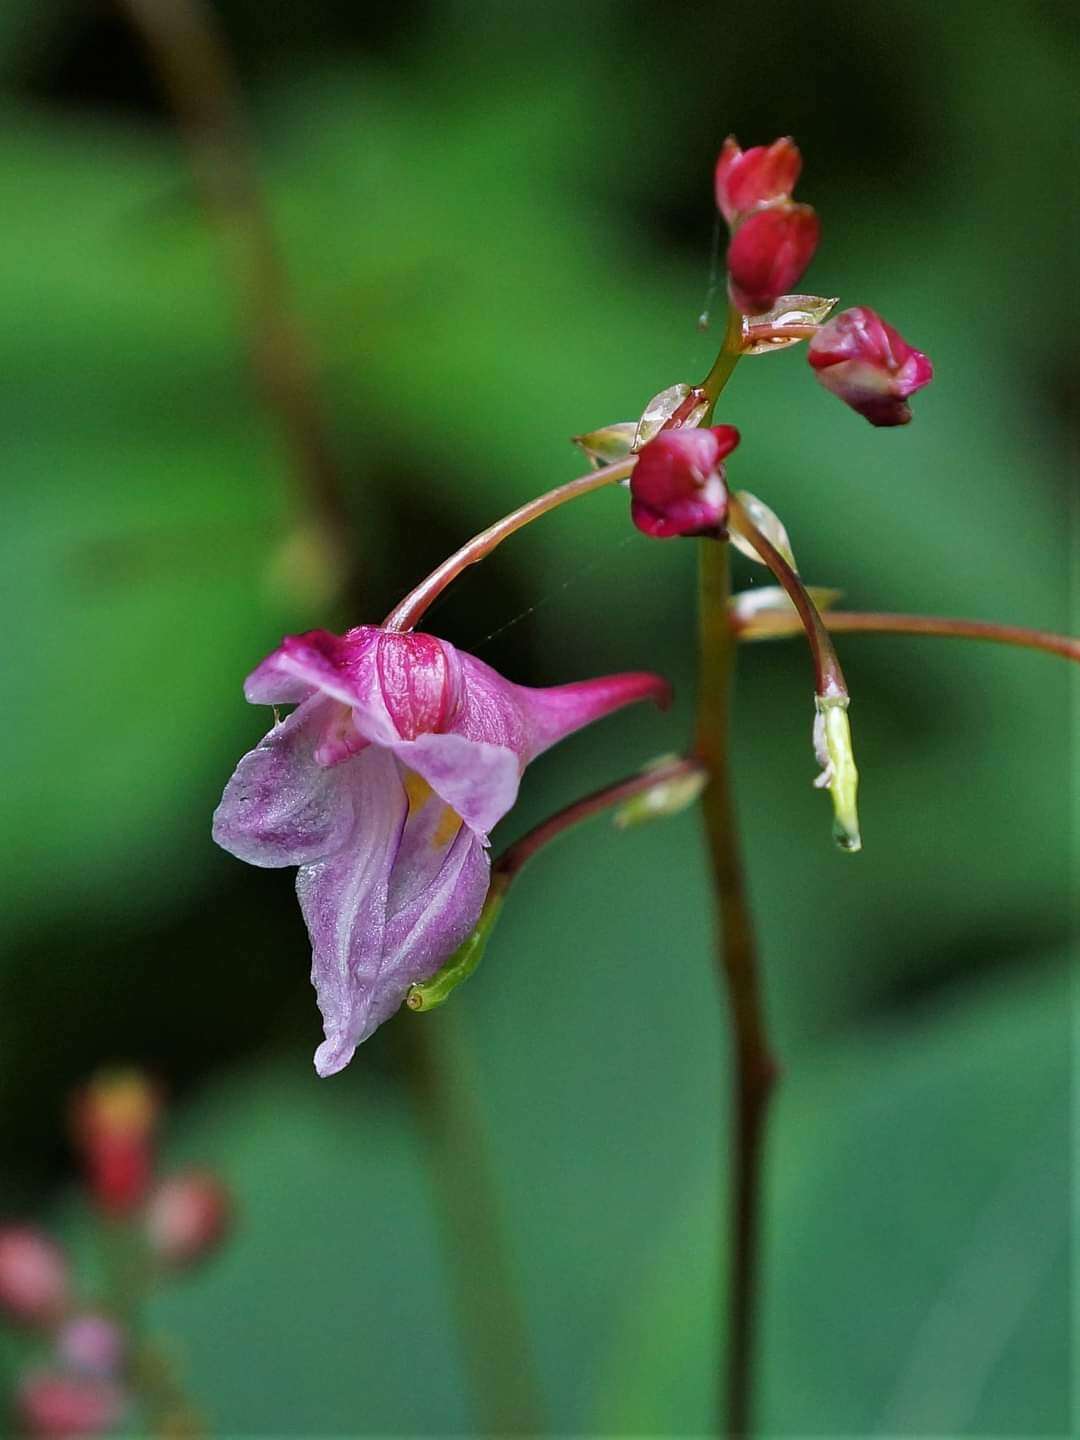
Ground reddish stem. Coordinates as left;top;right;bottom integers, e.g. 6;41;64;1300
382;458;634;632
789;610;1079;662
742;321;819;344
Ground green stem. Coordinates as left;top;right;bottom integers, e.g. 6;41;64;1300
695;539;777;1438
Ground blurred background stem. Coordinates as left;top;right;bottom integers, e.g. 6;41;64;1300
696;538;778;1437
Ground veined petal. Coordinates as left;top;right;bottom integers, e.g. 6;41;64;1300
392;732;522;839
244;628;400;744
211;697;359;867
304;754;489;1076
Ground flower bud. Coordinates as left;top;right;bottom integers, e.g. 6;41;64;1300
15;1371;126;1438
629;426;739;539
145;1170;231;1268
813;696;861;852
70;1071;159;1218
727;204;820;315
56;1315;126;1378
714;135;802;226
807;305;933;426
0;1228;68;1326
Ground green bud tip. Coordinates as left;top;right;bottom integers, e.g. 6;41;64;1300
813;696;861;854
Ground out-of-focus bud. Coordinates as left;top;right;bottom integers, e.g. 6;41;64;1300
742;293;838;355
630;426;740;539
571;422;638;469
145;1171;231;1268
613;756;708;829
0;1228;68;1326
15;1371;126;1439
714;135;802;226
808;305;933;426
632;383;709;451
70;1071;159;1218
56;1315;126;1378
813;696;861;852
727;205;820;315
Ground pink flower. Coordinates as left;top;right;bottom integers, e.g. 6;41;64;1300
15;1372;125;1439
714;135;802;226
0;1228;68;1327
808;305;933;426
630;425;740;538
146;1171;231;1268
213;628;670;1074
56;1316;126;1379
727;205;820;315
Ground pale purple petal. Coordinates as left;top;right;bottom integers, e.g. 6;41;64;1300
211;697;359;867
244;628;400;745
391;732;521;838
303;753;489;1076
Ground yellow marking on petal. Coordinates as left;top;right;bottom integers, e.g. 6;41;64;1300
433;805;463;848
403;769;435;815
402;767;462;847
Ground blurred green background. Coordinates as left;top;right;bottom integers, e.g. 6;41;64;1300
0;0;1073;1433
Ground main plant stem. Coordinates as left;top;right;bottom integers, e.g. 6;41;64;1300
696;539;777;1438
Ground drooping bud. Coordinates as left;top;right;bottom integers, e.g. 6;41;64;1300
56;1315;126;1378
0;1228;68;1326
15;1371;126;1438
629;425;740;539
714;135;802;226
727;205;820;315
813;696;861;852
145;1170;231;1268
808;306;933;426
571;422;637;469
70;1071;159;1218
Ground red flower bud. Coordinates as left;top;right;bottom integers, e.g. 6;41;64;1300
15;1371;125;1438
0;1228;68;1326
808;305;933;426
70;1072;159;1218
727;204;820;315
714;136;802;226
145;1170;231;1268
630;426;740;539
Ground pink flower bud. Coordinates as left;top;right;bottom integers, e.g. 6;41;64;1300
56;1315;126;1378
145;1170;231;1268
727;204;820;315
630;426;740;539
15;1371;125;1438
808;305;933;426
714;136;802;226
0;1228;68;1326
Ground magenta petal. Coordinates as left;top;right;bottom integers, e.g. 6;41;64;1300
392;732;521;839
212;697;359;867
302;751;489;1076
245;628;400;745
513;671;673;759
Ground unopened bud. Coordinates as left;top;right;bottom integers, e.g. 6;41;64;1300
56;1314;126;1378
727;205;820;315
808;306;933;426
145;1171;231;1268
15;1371;126;1439
813;696;861;852
629;426;740;539
70;1070;159;1218
0;1228;68;1326
714;135;802;226
572;422;637;469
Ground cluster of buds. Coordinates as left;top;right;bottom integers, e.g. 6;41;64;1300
715;136;819;314
0;1072;231;1437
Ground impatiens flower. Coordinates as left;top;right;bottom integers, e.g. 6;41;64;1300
0;1228;68;1326
714;135;802;226
808;305;933;426
15;1371;126;1439
630;425;740;538
146;1171;231;1268
213;628;669;1075
727;204;820;315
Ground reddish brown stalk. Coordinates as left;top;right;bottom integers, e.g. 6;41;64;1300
742;321;819;345
741;609;1080;662
382;458;634;632
726;495;847;698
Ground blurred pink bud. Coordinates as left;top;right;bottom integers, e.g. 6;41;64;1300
727;205;820;315
630;425;740;539
808;305;933;426
0;1228;68;1326
15;1371;125;1438
714;136;802;225
69;1071;159;1218
146;1171;231;1268
56;1315;126;1378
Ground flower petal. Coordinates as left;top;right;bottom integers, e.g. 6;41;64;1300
392;732;522;838
211;697;360;867
244;627;400;744
303;753;490;1076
